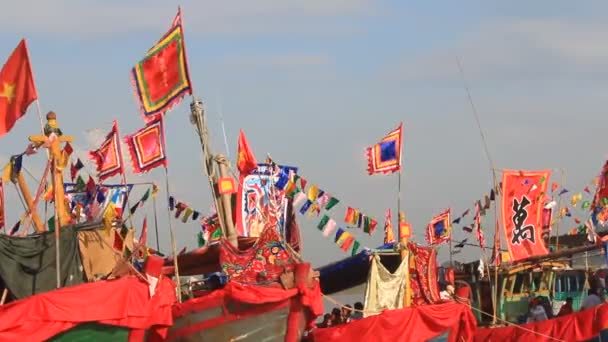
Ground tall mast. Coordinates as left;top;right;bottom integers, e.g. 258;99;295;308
189;99;238;247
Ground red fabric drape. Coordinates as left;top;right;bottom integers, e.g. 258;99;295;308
312;302;477;342
474;303;608;342
168;276;323;341
0;276;175;341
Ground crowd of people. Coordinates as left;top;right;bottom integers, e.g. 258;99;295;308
316;302;364;328
524;288;604;323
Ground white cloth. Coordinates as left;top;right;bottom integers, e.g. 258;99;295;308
440;291;452;300
363;254;408;318
527;305;548;322
581;294;602;310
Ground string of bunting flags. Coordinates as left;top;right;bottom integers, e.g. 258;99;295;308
448;168;608;249
274;169;377;256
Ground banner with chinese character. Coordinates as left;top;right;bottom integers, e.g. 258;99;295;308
501;169;550;261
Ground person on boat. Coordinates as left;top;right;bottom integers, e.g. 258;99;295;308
341;305;353;323
351;302;364;320
581;288;602;311
317;314;332;328
527;298;548;322
557;297;574;316
330;308;342;326
440;284;455;300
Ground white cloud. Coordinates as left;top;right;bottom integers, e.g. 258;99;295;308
0;0;376;38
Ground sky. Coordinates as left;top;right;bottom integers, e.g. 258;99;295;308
1;1;608;272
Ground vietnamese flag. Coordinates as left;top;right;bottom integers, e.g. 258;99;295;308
0;39;38;137
237;129;257;175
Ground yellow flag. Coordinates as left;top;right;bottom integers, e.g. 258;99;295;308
2;163;11;182
307;184;319;202
103;202;116;233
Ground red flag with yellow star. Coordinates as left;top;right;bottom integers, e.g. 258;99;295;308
0;39;37;137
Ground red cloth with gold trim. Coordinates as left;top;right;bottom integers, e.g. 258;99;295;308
426;208;451;245
366;123;403;175
131;10;192;120
124;116;167;173
88;121;124;181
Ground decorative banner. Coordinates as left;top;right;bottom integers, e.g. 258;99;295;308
235;163;298;237
88;121;124;181
501;169;550;261
131;9;192;120
366;123;403;175
426;209;451;245
124;116;168;173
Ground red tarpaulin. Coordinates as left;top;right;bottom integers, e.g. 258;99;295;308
474;303;608;341
0;276;176;341
311;302;477;342
167;274;323;341
501;169;550;261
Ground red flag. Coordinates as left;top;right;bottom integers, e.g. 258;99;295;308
86;176;96;195
124;116;167;173
89;121;124;181
0;181;4;230
592;161;608;210
237;129;257;175
501;169;550;261
0;39;38;137
426;209;452;245
139;217;148;246
131;8;192;120
383;209;395;244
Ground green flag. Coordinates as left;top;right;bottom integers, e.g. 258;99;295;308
317;215;330;231
197;231;205;247
76;176;86;191
48;216;55;232
351;240;360;256
140;188;151;203
325;197;339;210
211;228;222;240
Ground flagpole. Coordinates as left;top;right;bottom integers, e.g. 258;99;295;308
152;193;161;252
164;166;182;302
449;235;453;266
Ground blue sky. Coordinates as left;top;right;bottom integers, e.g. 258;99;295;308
1;1;607;269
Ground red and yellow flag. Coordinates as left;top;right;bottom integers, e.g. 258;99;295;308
501;169;550;261
237;129;257;175
0;39;37;137
131;8;192;120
